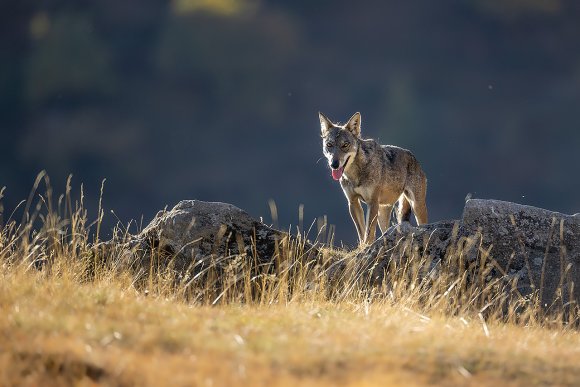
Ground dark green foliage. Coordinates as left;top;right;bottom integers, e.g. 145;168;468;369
1;1;579;244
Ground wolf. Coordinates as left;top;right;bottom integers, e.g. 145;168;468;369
319;112;428;244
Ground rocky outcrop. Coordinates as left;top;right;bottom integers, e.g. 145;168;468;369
357;199;580;308
113;200;318;280
107;198;580;308
463;200;579;301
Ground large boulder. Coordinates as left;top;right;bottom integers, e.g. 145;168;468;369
350;220;458;283
357;199;580;308
462;199;580;306
116;200;318;279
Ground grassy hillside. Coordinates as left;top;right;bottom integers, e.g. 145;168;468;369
1;180;580;386
3;269;580;386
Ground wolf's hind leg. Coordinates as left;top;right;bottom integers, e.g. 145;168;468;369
378;204;393;235
411;200;428;225
396;195;411;224
405;186;428;225
404;191;428;225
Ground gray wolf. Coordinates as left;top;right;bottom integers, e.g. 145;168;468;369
319;112;428;244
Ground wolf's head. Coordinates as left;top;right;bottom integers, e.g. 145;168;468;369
319;112;361;181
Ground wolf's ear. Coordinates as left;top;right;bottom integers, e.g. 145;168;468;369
319;112;333;136
345;112;361;137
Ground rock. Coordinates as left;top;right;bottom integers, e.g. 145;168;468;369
357;199;580;309
353;220;459;283
115;200;318;281
462;199;580;306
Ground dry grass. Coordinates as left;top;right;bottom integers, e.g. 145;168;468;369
1;174;580;386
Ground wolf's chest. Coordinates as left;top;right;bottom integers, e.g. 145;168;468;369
353;185;373;203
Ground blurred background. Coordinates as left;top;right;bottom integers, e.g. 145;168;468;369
1;0;579;246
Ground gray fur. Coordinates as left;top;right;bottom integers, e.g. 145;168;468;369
319;112;428;244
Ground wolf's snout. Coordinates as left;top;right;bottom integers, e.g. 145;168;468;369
330;159;340;169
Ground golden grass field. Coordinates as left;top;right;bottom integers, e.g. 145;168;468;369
1;176;580;386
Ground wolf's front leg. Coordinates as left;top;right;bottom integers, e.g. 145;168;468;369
364;198;380;244
348;198;365;244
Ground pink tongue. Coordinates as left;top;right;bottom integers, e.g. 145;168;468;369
331;167;344;180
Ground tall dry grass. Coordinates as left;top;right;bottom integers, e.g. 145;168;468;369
1;172;578;326
2;173;580;385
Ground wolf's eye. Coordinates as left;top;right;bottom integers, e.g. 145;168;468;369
341;142;350;149
326;142;333;148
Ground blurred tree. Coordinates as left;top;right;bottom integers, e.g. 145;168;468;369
26;13;114;103
0;0;578;244
474;0;562;19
